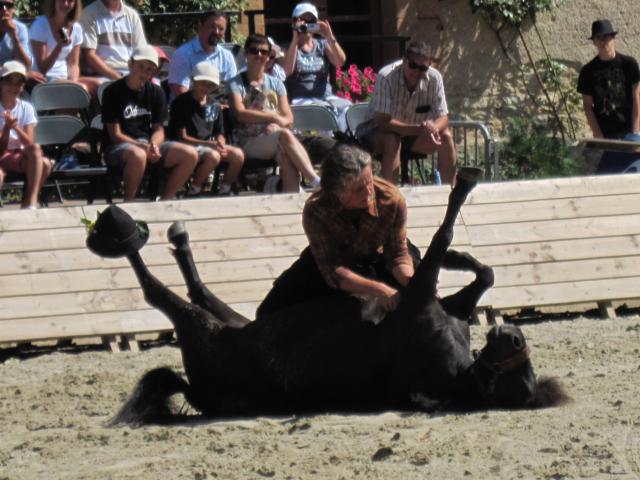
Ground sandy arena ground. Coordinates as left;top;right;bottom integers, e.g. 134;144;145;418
1;315;639;480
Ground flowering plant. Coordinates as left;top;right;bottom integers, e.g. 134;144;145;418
335;64;377;103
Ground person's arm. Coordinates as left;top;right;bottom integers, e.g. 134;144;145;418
67;44;80;81
6;20;32;69
228;92;287;126
174;126;216;147
149;123;165;149
318;22;345;67
283;27;299;76
334;267;401;311
0;114;15;152
276;94;294;127
83;48;121;80
12;122;35;147
631;83;640;134
581;94;604;138
31;40;63;76
383;194;414;287
105;121;146;146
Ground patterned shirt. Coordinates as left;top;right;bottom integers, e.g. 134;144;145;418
303;177;412;288
368;60;448;124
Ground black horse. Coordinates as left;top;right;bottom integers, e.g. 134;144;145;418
101;170;568;424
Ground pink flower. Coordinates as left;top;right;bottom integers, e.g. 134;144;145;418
336;66;343;80
348;64;358;75
367;83;375;94
363;66;374;78
343;91;352;101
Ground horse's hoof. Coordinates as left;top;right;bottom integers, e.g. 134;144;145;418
454;167;483;194
168;221;189;247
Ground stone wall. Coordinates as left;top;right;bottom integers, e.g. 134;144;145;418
387;0;640;137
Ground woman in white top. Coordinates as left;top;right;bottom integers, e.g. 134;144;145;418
29;0;93;91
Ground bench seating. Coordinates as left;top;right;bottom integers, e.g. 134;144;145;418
1;173;639;350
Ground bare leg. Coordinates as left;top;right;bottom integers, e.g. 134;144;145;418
278;151;301;193
121;146;147;202
380;131;401;184
411;128;457;185
278;130;319;185
161;143;198;200
191;148;220;189
220;145;244;187
20;144;45;208
167;221;251;328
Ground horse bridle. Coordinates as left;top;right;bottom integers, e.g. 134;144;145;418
470;345;532;400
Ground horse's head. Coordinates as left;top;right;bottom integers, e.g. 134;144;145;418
470;324;569;409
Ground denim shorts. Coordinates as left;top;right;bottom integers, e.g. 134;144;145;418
105;139;177;168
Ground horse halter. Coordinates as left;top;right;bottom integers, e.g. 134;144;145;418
470;345;532;401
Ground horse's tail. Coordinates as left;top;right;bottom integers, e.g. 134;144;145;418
107;367;192;427
530;376;572;408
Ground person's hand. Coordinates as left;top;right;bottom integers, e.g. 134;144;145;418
265;122;282;134
0;18;16;36
318;20;333;39
375;284;401;312
58;29;72;47
421;121;442;145
27;71;46;85
146;143;161;163
3;111;17;131
291;18;304;38
273;115;290;128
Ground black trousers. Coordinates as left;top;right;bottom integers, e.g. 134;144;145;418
255;243;421;320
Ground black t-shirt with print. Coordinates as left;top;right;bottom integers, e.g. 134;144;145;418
577;53;640;138
101;78;168;146
167;92;223;141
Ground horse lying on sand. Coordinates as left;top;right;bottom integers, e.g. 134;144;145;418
87;168;569;425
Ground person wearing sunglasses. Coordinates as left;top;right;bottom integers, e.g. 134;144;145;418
0;61;52;209
168;10;237;100
227;34;320;193
283;2;351;129
577;20;640;140
358;40;456;185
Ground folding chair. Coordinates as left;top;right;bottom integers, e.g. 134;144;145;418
36;115;108;204
291;104;339;133
97;80;114;106
30;82;92;124
345;102;370;138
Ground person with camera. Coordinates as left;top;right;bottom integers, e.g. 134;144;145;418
357;41;457;185
29;0;94;91
282;2;351;128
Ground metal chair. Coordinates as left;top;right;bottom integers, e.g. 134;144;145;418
36;115;108;204
291;105;340;134
344;102;370;138
30;82;92;124
97;80;114;106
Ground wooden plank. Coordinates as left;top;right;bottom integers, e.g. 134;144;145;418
598;301;616;319
472;235;640;266
0;205;86;231
0;227;87;254
467;214;640;246
482;277;640;310
122;334;140;352
462;193;640;225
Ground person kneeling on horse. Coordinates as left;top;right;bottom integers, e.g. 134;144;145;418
256;143;418;319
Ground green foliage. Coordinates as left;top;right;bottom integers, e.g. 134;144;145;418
499;117;576;180
469;0;565;27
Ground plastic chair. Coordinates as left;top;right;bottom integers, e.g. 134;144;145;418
97;80;115;106
30;82;92;124
291;105;339;134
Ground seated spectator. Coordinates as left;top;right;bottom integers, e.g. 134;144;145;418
266;37;286;82
102;45;198;202
283;2;351;128
79;0;147;96
0;1;46;86
0;61;52;209
168;62;244;196
227;34;320;193
168;11;237;99
358;41;457;184
29;0;95;91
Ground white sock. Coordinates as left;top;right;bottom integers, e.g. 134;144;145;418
188;184;202;194
311;176;321;188
219;184;231;194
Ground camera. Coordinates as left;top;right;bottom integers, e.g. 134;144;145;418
59;27;69;43
296;22;321;34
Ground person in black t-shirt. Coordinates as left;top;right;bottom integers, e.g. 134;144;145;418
577;20;640;139
168;62;244;196
102;45;198;201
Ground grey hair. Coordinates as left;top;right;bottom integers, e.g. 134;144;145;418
321;144;372;193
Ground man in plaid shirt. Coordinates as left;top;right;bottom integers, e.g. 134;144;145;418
256;144;418;319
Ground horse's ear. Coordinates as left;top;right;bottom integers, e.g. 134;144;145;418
530;377;571;408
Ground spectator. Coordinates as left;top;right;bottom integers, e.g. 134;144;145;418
0;0;46;85
102;45;198;202
168;11;237;99
79;0;147;96
283;2;350;128
266;37;286;82
577;19;640;139
358;41;456;184
29;0;94;91
0;61;52;209
227;34;320;193
168;62;244;196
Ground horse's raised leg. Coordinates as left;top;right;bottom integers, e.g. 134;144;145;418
168;221;250;328
402;167;482;311
439;250;494;322
127;252;223;387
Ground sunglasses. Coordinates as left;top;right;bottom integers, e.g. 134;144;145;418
407;60;429;72
0;2;15;9
247;46;270;57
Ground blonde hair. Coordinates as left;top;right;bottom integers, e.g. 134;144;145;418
44;0;83;24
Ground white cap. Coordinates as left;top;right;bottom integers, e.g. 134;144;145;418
191;62;220;86
292;2;318;20
1;60;27;79
130;44;159;67
268;37;284;59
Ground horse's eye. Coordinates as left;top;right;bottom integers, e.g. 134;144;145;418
512;335;523;350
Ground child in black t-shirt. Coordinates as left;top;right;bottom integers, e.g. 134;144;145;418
168;62;245;195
